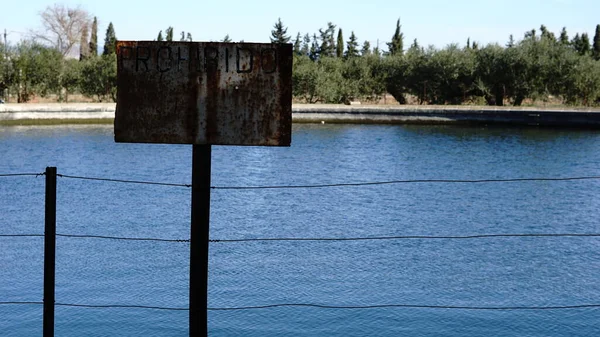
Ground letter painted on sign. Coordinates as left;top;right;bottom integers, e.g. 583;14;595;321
122;43;289;75
156;46;172;73
236;47;253;73
177;46;189;71
136;46;151;72
261;48;277;74
204;46;219;70
194;46;203;72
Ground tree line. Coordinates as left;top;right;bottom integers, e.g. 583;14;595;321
0;5;118;102
1;5;600;107
285;21;600;106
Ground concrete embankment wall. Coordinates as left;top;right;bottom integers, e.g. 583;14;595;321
0;103;116;125
293;105;600;128
2;103;600;128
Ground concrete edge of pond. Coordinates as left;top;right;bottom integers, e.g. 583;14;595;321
2;103;600;128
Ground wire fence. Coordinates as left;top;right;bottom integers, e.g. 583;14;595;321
8;230;600;243
0;233;44;238
0;173;44;178
4;301;600;312
2;169;600;331
44;171;600;189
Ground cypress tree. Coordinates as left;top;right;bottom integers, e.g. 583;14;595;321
102;22;117;55
310;33;320;61
506;35;515;48
540;25;555;41
318;22;336;57
301;33;311;56
572;33;582;52
466;37;471;49
387;18;404;56
361;41;371;56
327;23;336;56
336;29;344;58
373;45;381;57
559;27;569;45
409;38;419;51
318;27;329;57
524;29;536;40
580;33;591;55
593;25;600;60
270;18;290;44
345;31;359;58
165;27;174;41
293;33;302;55
79;24;89;61
157;31;164;41
89;17;98;56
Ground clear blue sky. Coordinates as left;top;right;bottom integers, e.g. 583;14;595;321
3;0;600;50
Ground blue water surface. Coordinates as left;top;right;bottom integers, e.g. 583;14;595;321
1;123;599;336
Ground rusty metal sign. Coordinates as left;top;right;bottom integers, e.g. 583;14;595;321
115;41;292;146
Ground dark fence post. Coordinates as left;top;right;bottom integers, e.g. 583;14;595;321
43;167;57;337
190;145;211;337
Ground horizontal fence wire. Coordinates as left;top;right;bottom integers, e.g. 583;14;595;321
2;232;594;243
212;176;600;190
206;303;600;311
0;172;44;178
0;301;43;306
0;233;44;238
55;303;189;311
56;233;189;243
210;233;600;243
56;174;190;188
45;173;600;189
1;301;597;312
9;232;594;244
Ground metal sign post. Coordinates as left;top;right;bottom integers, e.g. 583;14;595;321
43;167;57;337
190;145;211;336
115;41;292;336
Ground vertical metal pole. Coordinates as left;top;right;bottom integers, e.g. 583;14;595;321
190;145;211;337
43;167;57;337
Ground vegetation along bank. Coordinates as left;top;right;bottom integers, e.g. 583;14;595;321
1;4;600;107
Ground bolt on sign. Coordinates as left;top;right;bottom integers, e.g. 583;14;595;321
115;41;293;146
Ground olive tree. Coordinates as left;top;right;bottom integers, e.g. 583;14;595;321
10;41;62;102
79;54;117;102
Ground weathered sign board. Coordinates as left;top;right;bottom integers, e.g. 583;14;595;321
115;41;293;146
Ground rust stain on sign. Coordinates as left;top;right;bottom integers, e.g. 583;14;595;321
115;41;292;146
